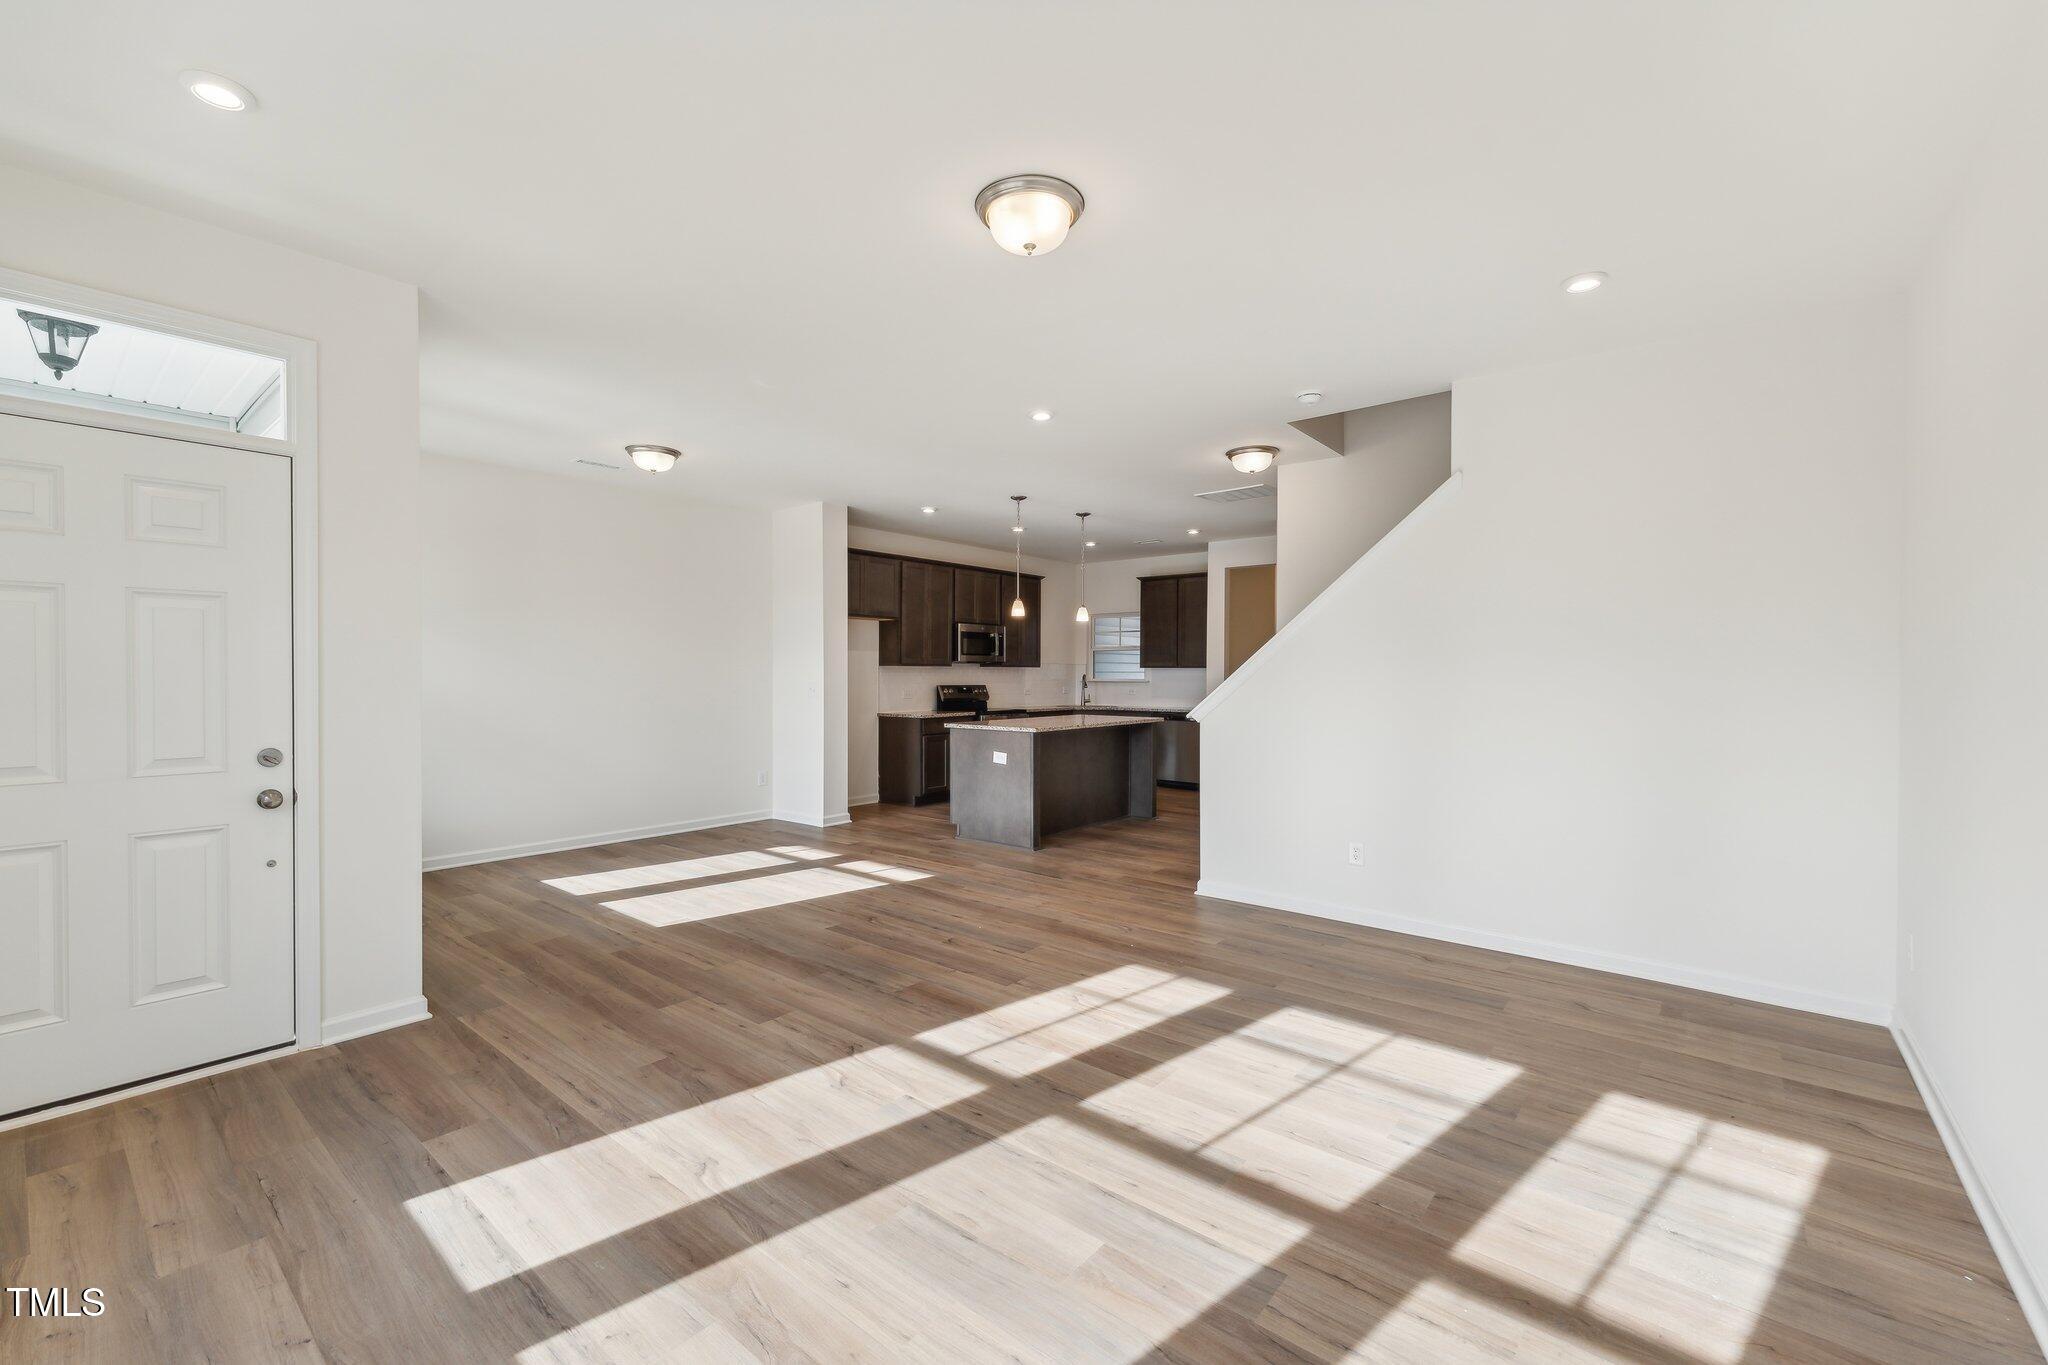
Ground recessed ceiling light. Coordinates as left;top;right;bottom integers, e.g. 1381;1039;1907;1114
1226;445;1278;475
1085;540;1096;548
920;505;938;515
1186;528;1201;536
1562;271;1608;294
975;174;1085;257
181;70;255;112
625;444;681;473
1295;390;1323;405
1030;409;1053;422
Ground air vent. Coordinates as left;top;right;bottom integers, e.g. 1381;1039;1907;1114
1195;482;1275;503
573;458;624;470
1132;538;1164;546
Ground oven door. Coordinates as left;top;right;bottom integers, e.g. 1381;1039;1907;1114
955;624;1005;663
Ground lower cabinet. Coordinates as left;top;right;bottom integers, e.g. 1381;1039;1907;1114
879;716;952;804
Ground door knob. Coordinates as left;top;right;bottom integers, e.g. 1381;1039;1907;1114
256;789;285;809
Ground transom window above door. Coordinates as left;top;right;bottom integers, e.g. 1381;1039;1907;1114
2;292;287;439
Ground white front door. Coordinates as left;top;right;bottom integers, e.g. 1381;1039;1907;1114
0;413;295;1117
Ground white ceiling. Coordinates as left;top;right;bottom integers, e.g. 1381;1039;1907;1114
0;1;2027;558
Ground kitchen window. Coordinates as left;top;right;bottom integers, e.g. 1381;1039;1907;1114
1091;614;1145;681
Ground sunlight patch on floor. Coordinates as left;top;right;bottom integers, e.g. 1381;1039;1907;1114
1080;1006;1521;1210
600;864;916;927
406;1044;985;1291
765;845;839;861
542;849;792;896
1451;1092;1828;1363
916;965;1231;1077
515;1114;1314;1365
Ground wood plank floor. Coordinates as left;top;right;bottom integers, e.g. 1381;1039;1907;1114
3;790;2038;1363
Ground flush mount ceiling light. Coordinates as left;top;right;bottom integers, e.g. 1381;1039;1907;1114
181;70;255;112
16;309;99;380
1226;444;1278;475
975;174;1085;257
1009;495;1029;618
1295;390;1323;405
625;444;681;473
1030;409;1053;422
1074;512;1092;624
1562;270;1608;294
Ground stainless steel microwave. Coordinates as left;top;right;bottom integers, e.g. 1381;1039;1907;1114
955;623;1005;664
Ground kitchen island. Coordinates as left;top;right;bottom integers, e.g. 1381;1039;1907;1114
946;713;1160;849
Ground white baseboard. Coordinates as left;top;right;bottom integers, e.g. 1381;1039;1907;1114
1893;1022;2047;1352
1193;879;1892;1025
318;995;432;1046
422;809;774;872
849;793;880;808
771;809;852;828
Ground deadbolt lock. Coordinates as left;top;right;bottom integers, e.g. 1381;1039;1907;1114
258;747;284;767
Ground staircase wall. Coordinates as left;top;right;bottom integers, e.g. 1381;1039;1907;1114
1194;300;1907;1021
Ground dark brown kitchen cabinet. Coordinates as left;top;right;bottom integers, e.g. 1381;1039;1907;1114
998;574;1041;667
1138;572;1207;669
879;716;951;804
880;560;954;666
955;568;1001;625
848;551;900;618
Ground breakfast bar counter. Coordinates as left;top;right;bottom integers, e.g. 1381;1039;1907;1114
945;714;1159;849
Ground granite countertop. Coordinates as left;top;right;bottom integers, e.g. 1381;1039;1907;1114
945;713;1165;734
879;704;1193;720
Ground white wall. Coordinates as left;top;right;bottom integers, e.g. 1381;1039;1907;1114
1081;551;1208;706
772;503;849;826
0;162;423;1039
1197;302;1905;1021
1898;34;2048;1339
1276;391;1451;624
1204;535;1278;693
420;457;773;866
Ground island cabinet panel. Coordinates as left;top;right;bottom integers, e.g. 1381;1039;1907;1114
849;551;901;618
956;568;1002;626
881;560;955;666
1138;572;1207;669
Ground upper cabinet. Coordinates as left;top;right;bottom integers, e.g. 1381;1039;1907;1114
1138;572;1207;669
854;549;1041;667
849;552;901;619
955;567;1002;625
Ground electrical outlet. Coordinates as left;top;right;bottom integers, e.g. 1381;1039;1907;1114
1906;933;1916;971
756;770;768;787
1347;841;1364;867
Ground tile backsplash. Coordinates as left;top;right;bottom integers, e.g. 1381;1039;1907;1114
876;663;1208;710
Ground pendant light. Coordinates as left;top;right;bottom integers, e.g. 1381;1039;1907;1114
1074;512;1092;623
16;310;99;380
1009;495;1028;618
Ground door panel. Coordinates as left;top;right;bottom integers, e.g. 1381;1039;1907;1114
0;413;295;1117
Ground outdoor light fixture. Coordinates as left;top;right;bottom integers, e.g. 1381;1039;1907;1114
975;175;1085;257
1226;444;1278;475
16;310;99;381
625;444;681;473
1074;512;1092;623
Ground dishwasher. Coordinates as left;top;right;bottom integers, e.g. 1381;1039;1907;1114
1155;716;1200;788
